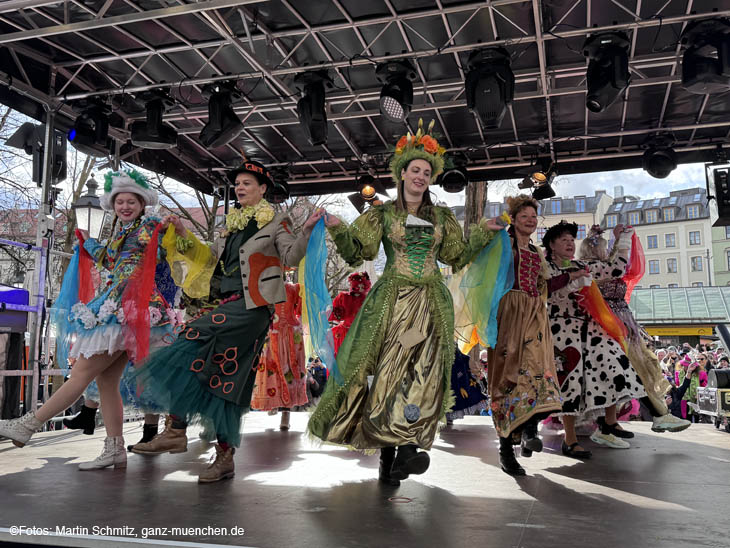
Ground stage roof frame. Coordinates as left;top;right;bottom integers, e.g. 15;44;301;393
1;0;729;196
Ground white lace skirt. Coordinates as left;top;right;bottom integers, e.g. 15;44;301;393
70;323;168;360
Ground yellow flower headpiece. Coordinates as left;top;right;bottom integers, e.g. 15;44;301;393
389;119;447;183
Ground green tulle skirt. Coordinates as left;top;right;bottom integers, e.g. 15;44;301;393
133;296;271;446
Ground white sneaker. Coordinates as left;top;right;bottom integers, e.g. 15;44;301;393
652;414;691;433
590;430;630;449
78;436;127;470
0;412;42;447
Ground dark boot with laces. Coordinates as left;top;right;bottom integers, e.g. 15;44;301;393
499;436;526;476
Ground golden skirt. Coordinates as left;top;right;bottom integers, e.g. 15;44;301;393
487;290;562;438
317;283;449;450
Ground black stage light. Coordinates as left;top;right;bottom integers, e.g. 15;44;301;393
67;102;110;158
376;61;416;122
130;91;177;149
294;71;332;146
642;135;677;179
199;82;244;148
465;48;514;129
583;32;630;113
7;122;67;185
532;181;556;201
439;166;468;193
347;193;368;214
266;167;290;204
681;18;730;95
267;179;290;204
518;170;548;190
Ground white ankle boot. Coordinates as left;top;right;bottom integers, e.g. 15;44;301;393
0;412;42;447
78;436;127;470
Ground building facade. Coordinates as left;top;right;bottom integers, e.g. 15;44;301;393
600;188;713;288
711;224;730;286
482;190;614;245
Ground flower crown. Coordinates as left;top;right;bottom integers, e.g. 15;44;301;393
389;119;447;183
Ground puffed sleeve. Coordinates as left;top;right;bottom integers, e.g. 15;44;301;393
585;254;629;281
83;237;107;265
327;206;384;267
274;215;309;267
437;207;496;272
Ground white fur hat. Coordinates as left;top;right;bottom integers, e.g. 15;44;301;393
100;169;158;211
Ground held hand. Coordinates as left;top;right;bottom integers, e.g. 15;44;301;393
484;217;506;231
77;229;90;240
162;214;187;237
302;209;325;236
613;223;625;240
569;267;590;281
324;211;341;228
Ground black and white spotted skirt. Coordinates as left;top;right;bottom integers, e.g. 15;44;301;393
551;313;646;417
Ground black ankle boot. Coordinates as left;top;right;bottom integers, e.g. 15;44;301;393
520;421;543;458
63;405;97;435
378;447;400;487
390;444;430;481
127;424;159;452
499;437;526;476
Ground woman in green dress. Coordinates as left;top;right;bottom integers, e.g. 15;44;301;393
308;121;504;485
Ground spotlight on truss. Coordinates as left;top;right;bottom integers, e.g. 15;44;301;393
294;71;332;146
130;91;178;149
583;32;630;113
199;82;244;148
465;48;514;129
376;60;416;122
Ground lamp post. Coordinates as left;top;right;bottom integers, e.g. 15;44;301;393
72;175;107;239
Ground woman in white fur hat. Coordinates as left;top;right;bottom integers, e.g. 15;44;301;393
0;169;180;470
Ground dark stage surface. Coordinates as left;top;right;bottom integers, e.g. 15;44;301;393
1;413;727;548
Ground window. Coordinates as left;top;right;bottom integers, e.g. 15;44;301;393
687;205;700;219
691;256;703;271
613;204;622;211
489;204;501;217
650;284;660;289
668;283;678;288
629;211;641;225
652;199;661;207
575;198;586;213
577;225;586;239
692;282;704;287
646;210;658;223
726;226;730;239
689;231;701;245
668;196;678;205
606;215;617;228
667;258;677;273
693;193;701;202
647;235;658;249
727;250;730;271
665;233;676;247
635;201;644;209
551;200;561;214
649;260;660;274
537;227;546;240
663;208;675;221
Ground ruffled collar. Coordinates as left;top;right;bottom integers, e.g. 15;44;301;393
225;200;275;233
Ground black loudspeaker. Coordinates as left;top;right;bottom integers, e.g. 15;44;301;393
708;369;730;389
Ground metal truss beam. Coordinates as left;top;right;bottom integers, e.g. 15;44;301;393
0;0;268;44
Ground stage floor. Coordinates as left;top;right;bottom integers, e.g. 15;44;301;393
0;413;727;548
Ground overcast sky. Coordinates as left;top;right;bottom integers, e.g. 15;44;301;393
427;161;708;209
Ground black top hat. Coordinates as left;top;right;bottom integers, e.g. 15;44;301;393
227;159;274;187
542;220;578;251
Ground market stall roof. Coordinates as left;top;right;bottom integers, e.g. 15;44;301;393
629;286;730;325
1;0;729;196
